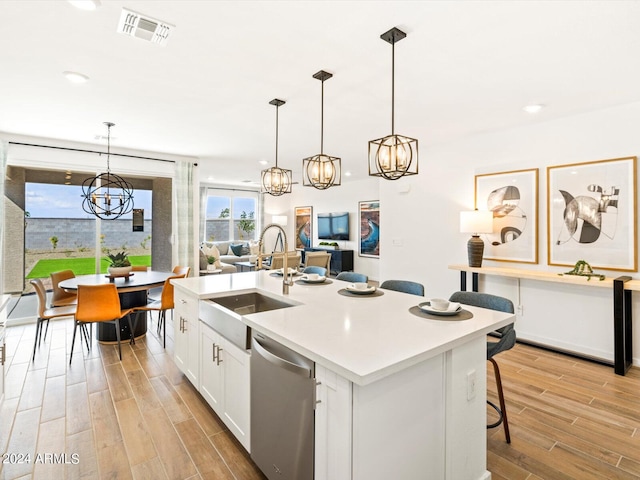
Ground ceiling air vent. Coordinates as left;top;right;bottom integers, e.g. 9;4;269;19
117;8;173;46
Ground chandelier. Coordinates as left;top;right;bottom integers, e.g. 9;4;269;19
81;122;134;219
261;99;292;196
302;70;341;190
368;27;419;180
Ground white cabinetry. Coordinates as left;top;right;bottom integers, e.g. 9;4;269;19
173;289;199;385
199;321;251;451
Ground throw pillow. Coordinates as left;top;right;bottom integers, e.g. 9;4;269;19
241;243;250;255
202;244;222;268
230;243;244;256
199;248;209;270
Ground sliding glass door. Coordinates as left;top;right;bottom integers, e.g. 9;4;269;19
24;181;152;292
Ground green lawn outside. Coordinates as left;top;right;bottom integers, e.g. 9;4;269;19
27;255;151;279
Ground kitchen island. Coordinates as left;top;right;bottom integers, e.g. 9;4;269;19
172;271;514;480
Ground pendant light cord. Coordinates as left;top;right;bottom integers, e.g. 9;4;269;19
274;104;279;168
391;41;395;135
320;79;324;154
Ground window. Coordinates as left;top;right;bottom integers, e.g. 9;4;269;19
205;189;259;242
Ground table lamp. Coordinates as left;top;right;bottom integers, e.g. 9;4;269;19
460;210;494;267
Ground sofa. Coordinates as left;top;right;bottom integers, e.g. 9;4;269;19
199;240;259;274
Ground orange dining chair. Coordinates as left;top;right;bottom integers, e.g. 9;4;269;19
132;274;185;348
131;265;149;272
70;284;134;363
172;265;191;277
50;270;78;307
30;279;77;362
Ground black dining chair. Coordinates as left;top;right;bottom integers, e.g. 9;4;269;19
380;279;424;297
336;272;368;283
449;291;515;443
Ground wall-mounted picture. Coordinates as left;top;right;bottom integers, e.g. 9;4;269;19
359;200;380;258
547;156;637;271
475;168;539;264
294;206;312;250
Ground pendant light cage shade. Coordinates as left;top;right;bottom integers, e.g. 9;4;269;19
82;172;134;219
261;166;292;196
368;133;418;180
369;27;419;181
81;122;135;219
303;69;341;190
303;154;341;189
262;99;293;196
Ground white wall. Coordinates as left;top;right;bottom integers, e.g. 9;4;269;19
263;177;380;281
381;100;640;365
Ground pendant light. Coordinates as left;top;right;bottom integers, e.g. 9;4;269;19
368;27;419;180
81;122;134;219
261;99;292;196
302;70;341;190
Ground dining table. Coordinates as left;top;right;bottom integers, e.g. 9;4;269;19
58;270;175;343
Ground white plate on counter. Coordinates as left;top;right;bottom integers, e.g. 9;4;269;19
418;301;461;316
300;275;326;283
273;268;302;276
346;284;377;295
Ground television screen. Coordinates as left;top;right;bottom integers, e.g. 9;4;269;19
317;212;349;240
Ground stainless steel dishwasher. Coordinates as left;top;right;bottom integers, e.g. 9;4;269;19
250;331;315;480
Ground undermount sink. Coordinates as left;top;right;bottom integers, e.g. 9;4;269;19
199;291;298;350
210;292;296;315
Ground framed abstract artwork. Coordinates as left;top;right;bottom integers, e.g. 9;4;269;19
547;156;637;271
294;206;312;250
358;200;380;258
475;168;539;264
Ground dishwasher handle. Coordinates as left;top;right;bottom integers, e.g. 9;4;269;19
252;336;312;378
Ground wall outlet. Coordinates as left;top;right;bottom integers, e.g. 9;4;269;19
466;369;476;401
517;304;524;316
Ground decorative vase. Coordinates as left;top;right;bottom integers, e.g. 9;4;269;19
108;266;132;277
207;264;217;272
249;255;258;265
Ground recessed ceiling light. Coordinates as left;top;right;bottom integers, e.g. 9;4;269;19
523;104;545;114
68;0;101;11
344;171;352;177
259;160;268;165
63;71;89;84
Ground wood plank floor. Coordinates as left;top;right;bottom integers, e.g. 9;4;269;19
2;313;640;479
0;314;266;480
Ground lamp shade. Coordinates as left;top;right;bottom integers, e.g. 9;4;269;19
460;210;493;234
272;215;288;226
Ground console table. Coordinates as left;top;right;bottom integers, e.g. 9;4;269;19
448;264;639;376
303;248;354;275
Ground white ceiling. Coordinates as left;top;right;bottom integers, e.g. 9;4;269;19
2;0;640;185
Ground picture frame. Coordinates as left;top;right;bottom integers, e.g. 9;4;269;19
547;156;637;271
294;206;312;250
358;200;380;258
474;168;539;264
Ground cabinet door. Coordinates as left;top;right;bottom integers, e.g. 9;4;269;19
173;290;199;384
199;323;224;411
315;365;352;480
220;336;251;451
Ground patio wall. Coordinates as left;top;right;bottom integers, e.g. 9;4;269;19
26;218;153;250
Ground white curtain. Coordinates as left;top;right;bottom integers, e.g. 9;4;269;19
174;161;194;276
0;140;6;294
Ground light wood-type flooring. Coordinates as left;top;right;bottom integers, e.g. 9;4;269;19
1;314;640;479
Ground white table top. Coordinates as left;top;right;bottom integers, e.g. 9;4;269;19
173;271;514;386
60;271;175;293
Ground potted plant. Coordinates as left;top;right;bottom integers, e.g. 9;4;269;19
207;255;217;271
107;250;132;277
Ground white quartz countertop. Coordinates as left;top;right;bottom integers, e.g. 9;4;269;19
173;271;514;386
